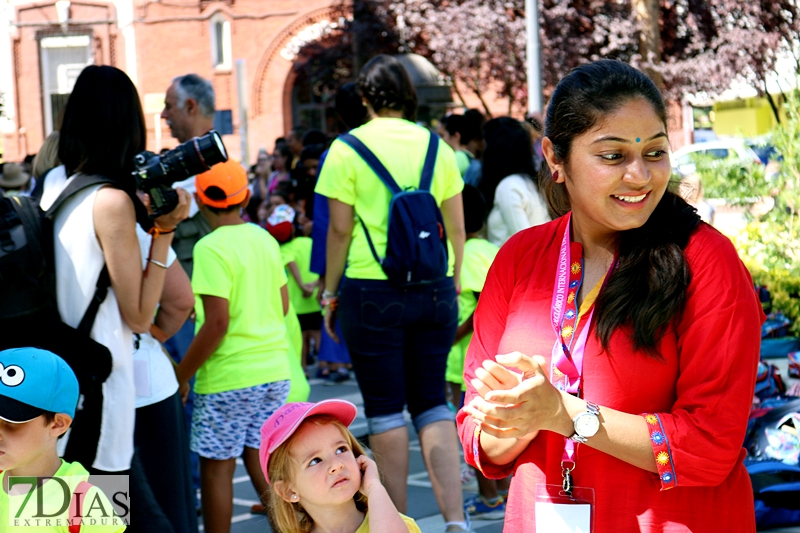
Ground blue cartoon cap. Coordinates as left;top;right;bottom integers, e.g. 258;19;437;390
0;348;79;423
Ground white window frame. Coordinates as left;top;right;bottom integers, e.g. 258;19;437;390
210;13;231;70
40;34;92;134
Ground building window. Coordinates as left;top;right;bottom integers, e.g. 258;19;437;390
39;34;92;134
210;14;231;69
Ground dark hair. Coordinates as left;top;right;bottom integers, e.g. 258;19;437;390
478;117;537;209
541;59;700;355
59;66;146;189
274;144;291;160
358;55;418;122
462;185;487;234
336;82;367;131
442;114;464;137
202;186;245;214
461;109;485;145
42;411;56;424
300;143;326;162
302;129;327;147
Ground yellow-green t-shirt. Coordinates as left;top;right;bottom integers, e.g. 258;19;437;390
355;512;421;533
192;223;291;394
446;238;499;388
315;118;464;280
285;302;310;403
0;460;126;532
280;236;320;316
455;150;472;176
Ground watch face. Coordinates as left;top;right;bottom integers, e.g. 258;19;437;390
575;413;600;438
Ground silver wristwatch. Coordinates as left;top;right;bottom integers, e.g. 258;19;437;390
569;401;601;443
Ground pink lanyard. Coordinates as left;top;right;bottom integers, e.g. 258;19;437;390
549;215;616;465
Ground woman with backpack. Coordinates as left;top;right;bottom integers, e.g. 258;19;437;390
38;66;190;516
315;55;470;533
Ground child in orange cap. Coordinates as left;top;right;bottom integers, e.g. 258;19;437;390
175;159;292;532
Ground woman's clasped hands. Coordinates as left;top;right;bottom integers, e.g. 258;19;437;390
464;351;573;439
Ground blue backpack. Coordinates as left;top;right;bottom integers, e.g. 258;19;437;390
339;131;448;286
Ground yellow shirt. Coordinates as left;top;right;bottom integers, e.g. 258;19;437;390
281;236;320;316
0;460;126;532
192;223;290;394
446;238;499;388
315;118;464;280
354;512;421;533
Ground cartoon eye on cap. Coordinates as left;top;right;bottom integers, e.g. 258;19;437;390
0;363;25;387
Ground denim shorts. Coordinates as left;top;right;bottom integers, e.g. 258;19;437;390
338;277;458;432
190;380;290;460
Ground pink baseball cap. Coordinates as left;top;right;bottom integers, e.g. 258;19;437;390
259;400;358;484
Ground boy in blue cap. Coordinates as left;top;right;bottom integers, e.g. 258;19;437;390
0;347;126;532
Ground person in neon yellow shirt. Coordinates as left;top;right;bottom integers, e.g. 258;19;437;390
175;160;291;532
316;55;469;533
278;209;322;371
0;347;126;532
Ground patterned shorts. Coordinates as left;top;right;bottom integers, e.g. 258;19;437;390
190;380;290;460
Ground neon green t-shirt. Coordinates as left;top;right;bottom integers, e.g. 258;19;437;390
445;238;499;388
455;150;472;176
0;460;126;532
192;223;291;394
280;236;320;316
285;302;310;402
355;512;421;533
315;118;464;280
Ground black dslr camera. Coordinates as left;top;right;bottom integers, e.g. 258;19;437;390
133;130;228;218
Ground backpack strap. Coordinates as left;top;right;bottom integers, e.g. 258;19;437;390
338;134;403;195
43;173;116;219
419;131;440;191
68;480;93;533
43;173;116;336
8;195;45;279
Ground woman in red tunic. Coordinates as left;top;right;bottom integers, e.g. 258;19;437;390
457;60;764;532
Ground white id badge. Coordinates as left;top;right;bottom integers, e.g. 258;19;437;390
535;484;594;533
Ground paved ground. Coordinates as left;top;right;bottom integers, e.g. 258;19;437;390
202;359;800;533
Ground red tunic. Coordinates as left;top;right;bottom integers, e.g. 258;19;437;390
457;215;764;532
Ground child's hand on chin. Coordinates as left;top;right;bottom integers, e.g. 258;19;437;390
357;455;381;497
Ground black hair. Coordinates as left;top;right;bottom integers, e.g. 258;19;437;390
461;109;485;145
540;59;700;355
442;114;464;137
478;117;537;210
273;144;292;160
358;55;418;122
59;66;146;189
336;82;368;131
462;185;487;234
202;185;245;214
302;129;327;147
300;143;326;162
42;411;56;424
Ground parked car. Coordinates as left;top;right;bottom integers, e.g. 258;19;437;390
672;139;763;176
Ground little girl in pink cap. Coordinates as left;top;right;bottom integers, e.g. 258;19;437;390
259;400;421;533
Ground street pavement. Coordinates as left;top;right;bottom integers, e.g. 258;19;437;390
212;369;504;533
204;360;800;533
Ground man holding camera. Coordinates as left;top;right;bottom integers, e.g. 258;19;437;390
161;73;217;278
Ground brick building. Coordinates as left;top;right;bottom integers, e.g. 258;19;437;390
0;0;391;164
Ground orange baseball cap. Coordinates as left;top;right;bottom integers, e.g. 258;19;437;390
196;159;249;208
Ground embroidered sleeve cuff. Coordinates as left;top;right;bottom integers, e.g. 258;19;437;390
643;413;677;490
